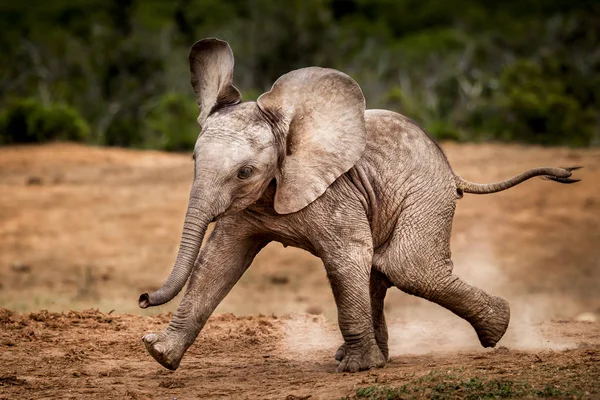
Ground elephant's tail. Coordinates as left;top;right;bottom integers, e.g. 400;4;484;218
455;166;581;195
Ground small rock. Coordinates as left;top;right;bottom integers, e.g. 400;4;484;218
575;312;597;322
305;305;323;315
11;263;31;273
26;176;43;185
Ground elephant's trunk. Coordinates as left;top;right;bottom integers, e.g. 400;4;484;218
139;195;212;308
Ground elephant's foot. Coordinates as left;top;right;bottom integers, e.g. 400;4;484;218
335;338;386;372
142;332;185;370
472;295;510;348
335;337;388;362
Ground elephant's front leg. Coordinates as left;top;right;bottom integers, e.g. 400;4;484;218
325;251;386;372
335;269;391;362
142;219;266;370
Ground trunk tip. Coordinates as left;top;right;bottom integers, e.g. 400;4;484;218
138;293;151;309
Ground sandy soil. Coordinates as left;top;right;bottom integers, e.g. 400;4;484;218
1;309;599;399
1;143;599;398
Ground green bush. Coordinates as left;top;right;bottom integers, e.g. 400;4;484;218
144;93;200;151
0;98;90;144
474;60;596;146
103;111;146;148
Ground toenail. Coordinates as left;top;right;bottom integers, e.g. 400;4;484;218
142;333;158;345
154;344;165;355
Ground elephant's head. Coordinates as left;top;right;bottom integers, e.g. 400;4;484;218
139;38;367;308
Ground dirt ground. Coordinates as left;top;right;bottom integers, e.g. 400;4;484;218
1;309;599;399
1;143;599;399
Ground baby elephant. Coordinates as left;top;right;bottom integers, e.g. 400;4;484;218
138;38;580;373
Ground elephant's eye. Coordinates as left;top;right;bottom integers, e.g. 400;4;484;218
237;166;253;180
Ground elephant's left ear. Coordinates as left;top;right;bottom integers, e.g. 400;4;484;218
257;67;367;214
189;38;242;126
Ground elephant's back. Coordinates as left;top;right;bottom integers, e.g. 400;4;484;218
362;109;453;177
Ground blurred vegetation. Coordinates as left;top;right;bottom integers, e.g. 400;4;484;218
0;98;90;144
1;0;598;149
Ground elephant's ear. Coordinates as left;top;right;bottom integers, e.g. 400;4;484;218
189;38;241;126
257;67;366;214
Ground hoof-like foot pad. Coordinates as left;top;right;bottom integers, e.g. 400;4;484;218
474;296;511;348
335;341;389;363
336;341;386;373
142;333;181;370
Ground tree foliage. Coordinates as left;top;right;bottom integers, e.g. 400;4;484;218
1;0;598;148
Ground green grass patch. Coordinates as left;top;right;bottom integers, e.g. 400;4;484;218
347;370;587;399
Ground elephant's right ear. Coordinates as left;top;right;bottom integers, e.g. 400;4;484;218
189;38;242;126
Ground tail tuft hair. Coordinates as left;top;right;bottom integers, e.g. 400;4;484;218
541;166;582;184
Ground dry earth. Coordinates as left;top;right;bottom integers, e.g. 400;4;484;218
0;143;599;399
1;309;599;399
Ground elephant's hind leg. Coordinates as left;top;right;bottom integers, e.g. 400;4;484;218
399;266;510;347
335;269;391;362
370;269;391;357
379;200;510;348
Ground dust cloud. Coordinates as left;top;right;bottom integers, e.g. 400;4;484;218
280;226;582;359
385;226;580;355
280;314;341;360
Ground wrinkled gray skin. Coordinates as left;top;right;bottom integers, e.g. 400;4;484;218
139;38;581;373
